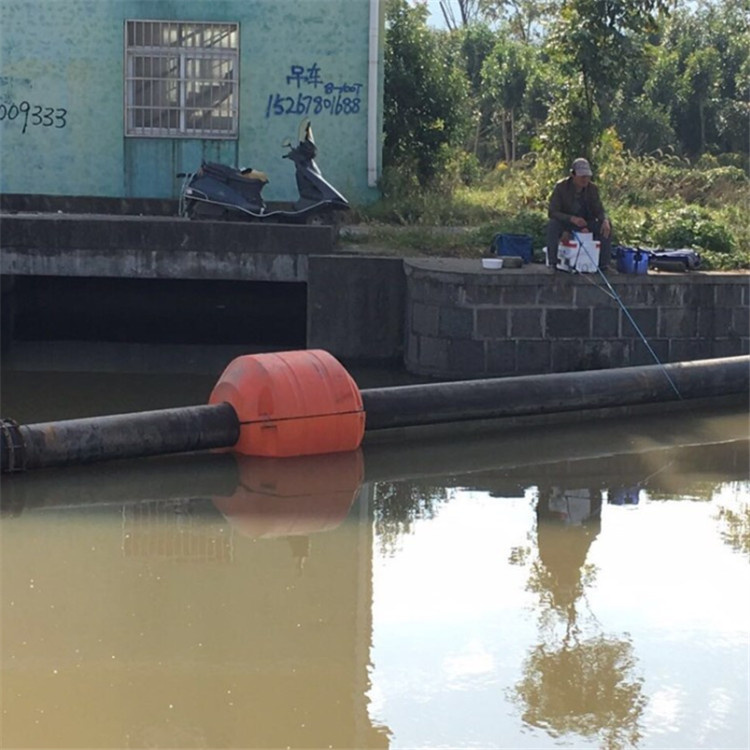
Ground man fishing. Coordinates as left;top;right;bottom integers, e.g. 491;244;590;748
546;157;612;270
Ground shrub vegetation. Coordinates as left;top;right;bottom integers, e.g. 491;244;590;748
360;0;749;270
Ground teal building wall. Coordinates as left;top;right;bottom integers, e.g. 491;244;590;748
0;0;383;204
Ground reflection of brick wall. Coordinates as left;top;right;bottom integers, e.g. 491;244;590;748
122;501;233;562
404;259;749;378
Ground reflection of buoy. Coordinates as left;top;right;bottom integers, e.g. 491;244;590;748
213;450;364;538
209;350;364;457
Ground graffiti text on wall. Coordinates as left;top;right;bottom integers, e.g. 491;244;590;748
0;100;68;133
265;64;363;119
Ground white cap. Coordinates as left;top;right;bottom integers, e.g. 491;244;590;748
571;158;592;176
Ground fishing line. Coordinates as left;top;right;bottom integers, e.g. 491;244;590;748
572;230;683;399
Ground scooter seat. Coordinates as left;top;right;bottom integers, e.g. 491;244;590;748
202;162;245;180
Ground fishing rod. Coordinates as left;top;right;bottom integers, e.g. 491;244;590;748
572;230;682;399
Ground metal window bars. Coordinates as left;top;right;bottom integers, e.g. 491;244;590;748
125;20;239;138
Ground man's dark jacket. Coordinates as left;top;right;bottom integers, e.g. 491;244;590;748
548;177;607;225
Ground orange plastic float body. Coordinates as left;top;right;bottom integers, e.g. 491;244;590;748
208;349;365;458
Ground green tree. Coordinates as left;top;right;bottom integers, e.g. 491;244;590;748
682;46;721;154
643;0;749;158
481;37;538;163
542;0;670;164
478;0;559;41
383;0;472;185
455;23;498;161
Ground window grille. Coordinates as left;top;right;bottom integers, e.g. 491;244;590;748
125;20;239;138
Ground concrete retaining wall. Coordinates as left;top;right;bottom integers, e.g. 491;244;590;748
404;258;749;378
307;255;406;361
1;213;335;282
3;212;748;375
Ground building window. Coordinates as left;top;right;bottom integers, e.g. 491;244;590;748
125;20;239;138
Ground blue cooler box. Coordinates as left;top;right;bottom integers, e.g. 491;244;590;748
490;233;533;264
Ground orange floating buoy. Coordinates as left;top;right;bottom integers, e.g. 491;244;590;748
208;349;365;457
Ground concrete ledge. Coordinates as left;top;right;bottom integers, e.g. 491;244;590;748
0;212;337;282
1;193;179;216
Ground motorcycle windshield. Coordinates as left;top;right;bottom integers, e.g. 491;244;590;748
299;119;314;146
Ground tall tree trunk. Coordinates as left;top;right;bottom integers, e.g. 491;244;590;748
501;111;511;164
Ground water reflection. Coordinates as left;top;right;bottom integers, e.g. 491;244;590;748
213;452;365;573
512;486;646;749
1;408;748;749
1;452;389;750
714;482;750;558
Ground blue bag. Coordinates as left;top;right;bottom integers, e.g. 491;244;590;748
489;233;533;264
615;246;650;275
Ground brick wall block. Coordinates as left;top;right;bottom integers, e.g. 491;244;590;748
537;282;574;306
713;338;747;358
617;283;658;306
575;284;613;306
438;306;474;338
418;335;449;370
486;340;517;375
669;338;714;362
510;308;544;338
551;340;583;371
629;338;669;366
516;340;551;374
412;278;461;306
463;283;503;306
500;284;539;306
476;308;509;338
591;307;620;338
547;308;591;338
732;307;749;337
583;340;630;370
684;284;715;306
412;302;440;336
715;284;745;307
659;307;698;337
623;308;657;338
448;338;486;374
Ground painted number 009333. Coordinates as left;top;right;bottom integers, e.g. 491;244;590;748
0;101;68;133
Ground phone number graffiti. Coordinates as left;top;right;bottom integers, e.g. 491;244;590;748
265;64;363;119
0;100;67;133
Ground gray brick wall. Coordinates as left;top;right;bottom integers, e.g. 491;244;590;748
404;259;749;377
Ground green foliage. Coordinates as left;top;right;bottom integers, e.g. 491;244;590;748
480;35;540;163
649;207;735;254
358;152;748;269
537;83;596;166
610;94;676;155
543;0;670;159
383;0;472;185
371;0;748;269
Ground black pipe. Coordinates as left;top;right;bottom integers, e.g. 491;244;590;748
1;356;747;474
2;403;239;472
361;356;750;430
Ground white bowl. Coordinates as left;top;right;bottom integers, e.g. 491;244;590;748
482;257;503;270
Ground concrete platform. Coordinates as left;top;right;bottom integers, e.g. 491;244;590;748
0;211;338;282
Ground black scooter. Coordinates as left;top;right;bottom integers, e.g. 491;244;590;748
178;120;349;225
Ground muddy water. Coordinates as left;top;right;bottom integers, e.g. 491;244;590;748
1;356;748;749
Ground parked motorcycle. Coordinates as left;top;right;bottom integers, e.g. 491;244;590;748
178;120;349;226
